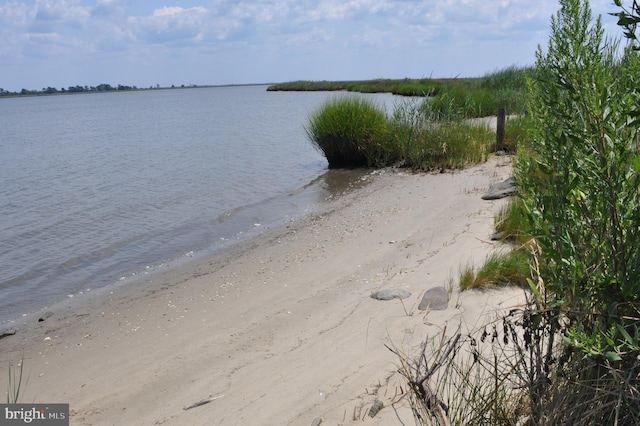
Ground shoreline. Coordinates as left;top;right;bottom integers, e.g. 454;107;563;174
0;155;524;425
0;166;375;326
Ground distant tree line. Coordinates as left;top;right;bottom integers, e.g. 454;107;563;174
0;83;140;97
0;83;204;98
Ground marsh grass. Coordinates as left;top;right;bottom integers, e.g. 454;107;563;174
274;66;531;118
458;249;530;291
306;96;495;170
301;67;532;169
502;116;532;153
494;198;531;243
424;66;531;120
305;96;395;168
347;78;439;96
266;80;351;91
392;98;494;169
394;120;493;170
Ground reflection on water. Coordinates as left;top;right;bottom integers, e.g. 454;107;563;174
314;168;373;198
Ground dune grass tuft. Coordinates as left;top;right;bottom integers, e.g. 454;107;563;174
459;249;530;291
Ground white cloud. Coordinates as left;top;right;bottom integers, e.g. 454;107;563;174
0;1;32;25
128;6;209;43
0;0;629;91
92;0;125;17
33;0;90;26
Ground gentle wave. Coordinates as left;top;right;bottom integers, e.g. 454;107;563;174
0;86;401;323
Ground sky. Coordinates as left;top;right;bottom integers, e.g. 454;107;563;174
0;0;626;92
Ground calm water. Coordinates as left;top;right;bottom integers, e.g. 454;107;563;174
0;86;400;323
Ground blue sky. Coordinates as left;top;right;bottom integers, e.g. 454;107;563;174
0;0;624;91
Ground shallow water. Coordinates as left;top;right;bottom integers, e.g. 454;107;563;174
0;86;400;323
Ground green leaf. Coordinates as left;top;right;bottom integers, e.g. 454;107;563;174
617;324;638;348
605;351;622;362
633;155;640;173
526;278;542;301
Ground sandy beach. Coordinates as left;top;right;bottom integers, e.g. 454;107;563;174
0;155;525;425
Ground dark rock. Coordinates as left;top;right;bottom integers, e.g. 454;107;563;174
0;328;17;339
38;311;54;322
311;418;323;426
370;289;411;301
418;286;449;311
481;177;516;200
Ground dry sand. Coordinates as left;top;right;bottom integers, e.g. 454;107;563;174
0;155;526;425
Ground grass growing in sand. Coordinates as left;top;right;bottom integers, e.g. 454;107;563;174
6;358;25;404
304;66;531;169
458;249;529;291
494;198;531;244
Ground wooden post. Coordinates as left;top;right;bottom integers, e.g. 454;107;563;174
496;108;506;153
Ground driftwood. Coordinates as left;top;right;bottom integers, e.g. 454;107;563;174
412;333;461;426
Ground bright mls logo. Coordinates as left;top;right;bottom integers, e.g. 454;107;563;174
0;404;68;425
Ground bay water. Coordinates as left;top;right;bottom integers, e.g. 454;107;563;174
0;85;400;323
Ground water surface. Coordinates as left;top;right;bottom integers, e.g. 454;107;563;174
0;86;400;323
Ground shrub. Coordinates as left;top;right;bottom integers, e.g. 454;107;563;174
514;0;640;422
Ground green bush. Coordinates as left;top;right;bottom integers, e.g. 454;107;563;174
514;0;640;422
518;0;640;325
401;2;640;425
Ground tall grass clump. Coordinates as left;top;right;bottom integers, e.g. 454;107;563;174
501;115;532;153
305;96;395;168
306;96;495;170
392;98;494;170
424;66;531;119
478;65;534;116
